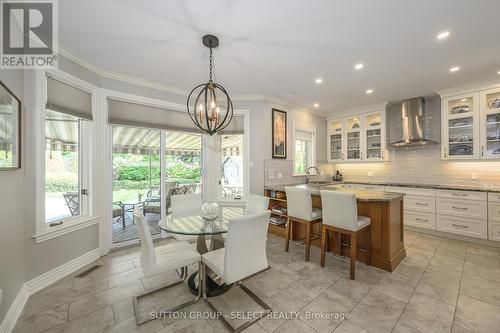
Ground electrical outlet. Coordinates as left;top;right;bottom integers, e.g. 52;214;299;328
277;172;282;179
471;172;478;180
368;171;374;177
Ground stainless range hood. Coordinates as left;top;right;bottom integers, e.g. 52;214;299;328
391;97;438;147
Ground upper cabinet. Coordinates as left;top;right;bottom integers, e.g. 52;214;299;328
327;106;387;163
439;84;500;160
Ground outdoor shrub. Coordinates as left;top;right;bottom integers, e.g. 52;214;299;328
117;166;160;181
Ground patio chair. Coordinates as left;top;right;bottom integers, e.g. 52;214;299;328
63;192;80;216
113;201;125;228
143;185;161;216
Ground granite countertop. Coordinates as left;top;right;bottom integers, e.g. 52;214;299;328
264;181;500;193
266;183;403;202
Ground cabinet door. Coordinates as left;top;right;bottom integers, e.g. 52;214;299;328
363;111;385;160
327;119;344;162
442;93;479;160
479;88;500;159
346;116;362;161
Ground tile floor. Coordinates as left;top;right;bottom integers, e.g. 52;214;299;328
14;230;500;333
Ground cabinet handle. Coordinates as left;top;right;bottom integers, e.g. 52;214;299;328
452;206;468;211
481;145;484;157
415;202;428;206
416;218;428;222
444;146;447;158
452;223;468;229
451;193;467;197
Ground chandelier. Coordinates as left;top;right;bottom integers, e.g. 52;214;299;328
187;35;233;136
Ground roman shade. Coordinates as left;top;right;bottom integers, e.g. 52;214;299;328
46;76;93;120
295;129;314;141
220;114;244;134
108;98;200;133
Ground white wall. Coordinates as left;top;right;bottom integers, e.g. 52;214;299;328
0;70;26;322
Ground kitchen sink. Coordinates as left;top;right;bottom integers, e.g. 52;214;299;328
307;181;332;185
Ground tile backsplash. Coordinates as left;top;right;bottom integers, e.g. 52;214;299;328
264;159;331;186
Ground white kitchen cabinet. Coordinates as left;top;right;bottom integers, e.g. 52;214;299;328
488;201;500;223
436;189;487;201
441;92;480;160
436;197;488;220
327;106;387;163
436;214;487;239
404;210;436;230
489;222;500;242
479;87;500;159
439;83;500;160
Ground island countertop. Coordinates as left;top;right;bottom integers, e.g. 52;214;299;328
265;183;404;202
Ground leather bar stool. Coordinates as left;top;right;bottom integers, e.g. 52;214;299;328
284;186;322;261
319;190;371;280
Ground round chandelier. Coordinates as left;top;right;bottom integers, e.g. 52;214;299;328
187;35;233;136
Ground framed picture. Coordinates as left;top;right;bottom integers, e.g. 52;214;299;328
272;108;287;159
0;81;21;170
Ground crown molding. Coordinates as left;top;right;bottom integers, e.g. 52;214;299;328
58;46;328;118
436;80;500;98
327;102;387;119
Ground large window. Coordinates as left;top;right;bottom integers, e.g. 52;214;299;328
221;134;244;199
294;124;316;175
43;75;93;226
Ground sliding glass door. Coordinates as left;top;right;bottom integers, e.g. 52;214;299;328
112;126;161;244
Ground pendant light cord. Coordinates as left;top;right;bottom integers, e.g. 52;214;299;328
208;42;214;83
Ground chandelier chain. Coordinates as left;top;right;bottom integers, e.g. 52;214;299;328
208;45;213;82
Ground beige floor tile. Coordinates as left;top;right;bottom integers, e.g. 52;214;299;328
398;293;455;333
466;243;500;257
415;271;460;305
454;294;500;333
349;290;405;333
100;316;163;333
299;289;356;333
405;246;435;262
393;257;428;284
42;307;115;333
112;298;155;324
274;319;316;333
257;287;311;333
426;255;464;279
141;270;183;291
392;321;422;333
433;246;466;261
372;275;415;303
460;272;500;307
328;278;371;303
14;304;68;333
465;252;500;266
68;280;145;320
462;260;500;282
107;267;145;289
333;320;368;333
290;267;341;299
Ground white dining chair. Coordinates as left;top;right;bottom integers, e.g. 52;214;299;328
244;194;270;215
170;193;203;243
284;186;322;261
319;190;371;280
201;211;272;333
132;210;202;325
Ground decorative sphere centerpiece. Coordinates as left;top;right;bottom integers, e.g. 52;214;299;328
201;202;219;220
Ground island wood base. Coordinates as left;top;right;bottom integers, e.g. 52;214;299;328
266;190;406;272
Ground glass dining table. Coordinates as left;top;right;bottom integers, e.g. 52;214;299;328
158;209;240;297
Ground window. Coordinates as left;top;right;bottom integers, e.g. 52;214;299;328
221;134;244;199
40;73;93;231
293;124;316;175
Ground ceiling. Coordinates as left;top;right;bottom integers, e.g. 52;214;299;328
59;0;500;116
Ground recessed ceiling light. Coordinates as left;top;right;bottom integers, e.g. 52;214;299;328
366;89;373;94
461;98;467;102
437;31;450;40
313;103;319;108
315;78;323;84
497;70;500;75
450;66;460;72
355;63;364;70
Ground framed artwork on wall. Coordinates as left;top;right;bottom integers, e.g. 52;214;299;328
0;81;21;170
272;108;286;159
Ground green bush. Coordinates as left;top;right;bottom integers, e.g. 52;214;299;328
166;163;201;180
117;166;160;181
45;177;78;192
113;179;161;191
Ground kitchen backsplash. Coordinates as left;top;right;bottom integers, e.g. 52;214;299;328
264;159;331;186
329;144;500;187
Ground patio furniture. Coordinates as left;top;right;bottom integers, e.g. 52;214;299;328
63;192;80;216
143;185;161;215
112;201;125;228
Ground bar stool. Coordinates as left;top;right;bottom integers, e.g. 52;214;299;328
284;186;322;261
319;190;371;280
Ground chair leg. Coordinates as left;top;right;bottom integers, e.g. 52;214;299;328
284;217;291;252
366;228;371;266
305;222;312;261
202;263;272;333
320;226;327;267
133;263;201;326
350;233;357;280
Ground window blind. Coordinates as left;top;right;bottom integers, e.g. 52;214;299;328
108;98;201;133
46;76;93;120
295;129;314;141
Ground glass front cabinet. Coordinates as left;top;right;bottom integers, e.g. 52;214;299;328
327;107;386;163
440;84;500;160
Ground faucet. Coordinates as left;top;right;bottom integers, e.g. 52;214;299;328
305;166;320;184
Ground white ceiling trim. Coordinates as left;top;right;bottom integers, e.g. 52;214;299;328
59;46;326;118
327;102;388;119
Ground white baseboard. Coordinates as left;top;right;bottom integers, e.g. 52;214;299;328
0;248;101;333
0;285;29;333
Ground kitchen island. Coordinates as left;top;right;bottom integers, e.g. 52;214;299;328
264;184;406;272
